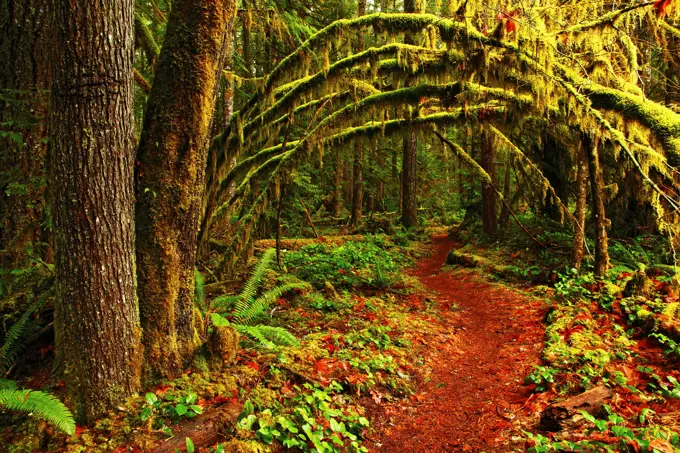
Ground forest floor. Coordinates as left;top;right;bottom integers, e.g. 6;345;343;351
6;229;680;453
366;234;546;452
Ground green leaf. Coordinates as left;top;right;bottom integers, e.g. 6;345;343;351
190;405;203;414
175;404;188;416
639;408;654;424
145;392;158;406
186;437;194;453
211;313;231;327
238;400;254;421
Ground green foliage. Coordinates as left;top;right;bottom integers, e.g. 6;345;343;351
650;333;680;357
525;406;680;452
236;381;369;453
283;236;404;289
201;249;308;349
0;379;75;436
0;294;48;372
234;283;307;325
140;391;203;429
232;324;300;349
525;365;558;392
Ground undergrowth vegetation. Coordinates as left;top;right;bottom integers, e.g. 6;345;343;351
1;233;440;452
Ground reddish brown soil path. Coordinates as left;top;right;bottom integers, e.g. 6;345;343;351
367;235;546;452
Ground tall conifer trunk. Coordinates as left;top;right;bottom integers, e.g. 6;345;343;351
400;0;418;227
50;0;141;422
135;0;236;380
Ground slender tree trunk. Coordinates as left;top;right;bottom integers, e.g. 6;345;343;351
135;0;236;380
401;133;418;226
276;183;285;267
351;141;364;225
481;130;498;235
572;144;588;271
343;155;353;207
0;0;51;267
498;154;513;230
333;151;343;217
585;136;610;277
400;0;418;227
50;0;141;422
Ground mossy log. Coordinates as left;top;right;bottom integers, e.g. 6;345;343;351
149;401;242;453
446;249;523;280
539;386;612;432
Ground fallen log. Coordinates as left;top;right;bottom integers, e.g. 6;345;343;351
446;250;524;280
539;385;612;432
149;401;242;453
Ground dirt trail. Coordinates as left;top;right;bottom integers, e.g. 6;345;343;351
367;235;546;452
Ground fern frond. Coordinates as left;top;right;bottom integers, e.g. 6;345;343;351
211;294;240;311
0;389;75;435
233;282;309;325
237;248;276;306
232;324;299;349
0;294;48;372
0;378;17;390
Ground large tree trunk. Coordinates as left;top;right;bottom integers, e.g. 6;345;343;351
585;136;610;277
0;0;51;267
50;0;141;422
481;130;498;235
135;0;236;380
400;0;418;228
572;144;588;271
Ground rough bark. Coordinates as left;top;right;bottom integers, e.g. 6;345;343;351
480;130;498;235
539;386;612;432
0;0;51;266
572;144;588;271
400;0;418;228
135;0;236;380
585;136;610;277
50;0;141;422
149;401;242;453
